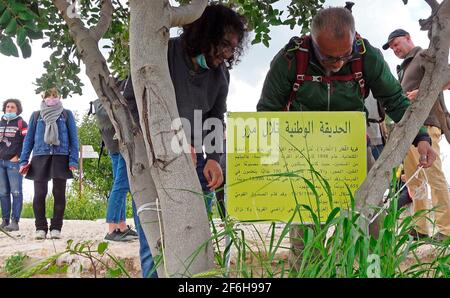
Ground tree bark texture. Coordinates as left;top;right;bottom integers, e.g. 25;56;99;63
52;0;165;276
129;0;214;277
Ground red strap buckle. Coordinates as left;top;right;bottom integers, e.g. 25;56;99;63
354;72;363;79
358;78;365;88
293;83;300;91
312;76;322;82
296;74;305;81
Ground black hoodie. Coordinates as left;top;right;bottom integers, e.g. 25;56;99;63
0;115;28;160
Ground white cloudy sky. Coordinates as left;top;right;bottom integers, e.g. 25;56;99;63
0;0;448;201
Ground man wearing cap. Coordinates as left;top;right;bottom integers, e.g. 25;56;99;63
384;29;450;241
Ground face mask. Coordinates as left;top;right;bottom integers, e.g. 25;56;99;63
3;112;17;119
44;97;60;106
195;54;210;70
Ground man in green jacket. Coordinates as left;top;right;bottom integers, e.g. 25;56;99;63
256;6;437;267
257;7;435;167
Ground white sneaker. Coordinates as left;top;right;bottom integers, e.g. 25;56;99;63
50;230;61;239
35;230;47;240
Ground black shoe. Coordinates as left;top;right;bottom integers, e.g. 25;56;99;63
430;233;449;243
409;230;429;240
1;219;10;229
124;225;138;237
104;229;135;242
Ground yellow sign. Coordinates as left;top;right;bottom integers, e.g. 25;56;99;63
226;112;366;223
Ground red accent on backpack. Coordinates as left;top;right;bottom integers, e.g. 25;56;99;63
285;35;366;111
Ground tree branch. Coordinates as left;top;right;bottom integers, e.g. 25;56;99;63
420;0;441;32
425;0;440;12
169;0;208;28
90;0;114;41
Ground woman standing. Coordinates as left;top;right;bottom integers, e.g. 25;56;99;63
19;88;78;239
0;99;27;231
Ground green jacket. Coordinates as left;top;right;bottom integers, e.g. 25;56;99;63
257;36;428;137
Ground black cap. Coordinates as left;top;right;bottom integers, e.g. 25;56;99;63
382;29;409;50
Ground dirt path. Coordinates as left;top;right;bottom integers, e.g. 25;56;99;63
0;218;142;277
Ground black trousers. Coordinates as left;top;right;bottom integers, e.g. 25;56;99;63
33;179;67;232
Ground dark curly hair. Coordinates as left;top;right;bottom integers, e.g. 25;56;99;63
180;4;248;69
2;99;23;115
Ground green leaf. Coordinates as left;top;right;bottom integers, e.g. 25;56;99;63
18;11;34;21
5;18;17;35
20;40;31;58
97;242;108;254
27;29;43;40
17;27;26;46
0;36;19;57
0;9;11;26
10;2;29;13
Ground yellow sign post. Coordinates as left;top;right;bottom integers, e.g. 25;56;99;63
226;111;367;223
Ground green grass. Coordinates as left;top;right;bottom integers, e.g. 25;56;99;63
3;252;29;276
11;142;450;278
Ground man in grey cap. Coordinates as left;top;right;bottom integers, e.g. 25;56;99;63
384;29;450;241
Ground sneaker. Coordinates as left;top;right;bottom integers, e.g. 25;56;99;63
50;230;61;239
409;230;429;240
104;229;135;242
124;226;138;237
430;233;449;242
4;220;19;232
35;230;47;240
0;219;9;229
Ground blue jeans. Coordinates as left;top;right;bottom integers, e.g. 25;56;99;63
132;200;157;278
107;153;157;277
106;153;128;223
371;144;384;161
196;153;215;214
133;153;213;277
0;160;23;222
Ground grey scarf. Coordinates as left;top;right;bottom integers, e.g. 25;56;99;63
40;101;64;145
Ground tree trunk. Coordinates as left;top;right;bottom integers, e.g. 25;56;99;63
355;0;450;229
129;0;214;276
52;0;165;276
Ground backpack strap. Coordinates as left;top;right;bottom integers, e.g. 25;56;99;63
97;140;105;169
350;34;367;98
286;36;310;111
32;111;40;127
288;34;368;111
32;110;69;127
62;109;69;123
17;118;27;136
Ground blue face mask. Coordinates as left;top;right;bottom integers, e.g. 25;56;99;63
195;54;210;70
3;112;17;119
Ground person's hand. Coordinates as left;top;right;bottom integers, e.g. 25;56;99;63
190;145;197;167
19;164;30;175
406;89;419;101
203;159;223;191
417;140;436;168
69;166;77;172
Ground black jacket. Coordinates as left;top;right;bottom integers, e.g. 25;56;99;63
0;116;28;160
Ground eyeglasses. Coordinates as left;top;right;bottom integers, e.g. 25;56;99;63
218;39;237;56
312;40;356;64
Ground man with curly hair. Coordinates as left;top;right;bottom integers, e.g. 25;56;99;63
124;3;248;277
